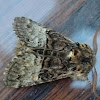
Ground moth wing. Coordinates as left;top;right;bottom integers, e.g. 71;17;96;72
13;17;74;48
13;17;48;48
4;41;44;88
4;49;66;88
4;17;75;88
4;17;49;88
46;31;75;50
38;57;69;83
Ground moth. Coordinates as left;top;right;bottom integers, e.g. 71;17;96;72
4;17;96;88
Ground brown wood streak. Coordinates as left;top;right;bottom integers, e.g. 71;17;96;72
44;83;92;100
43;0;86;29
8;87;32;100
43;0;73;25
43;78;72;100
54;0;86;26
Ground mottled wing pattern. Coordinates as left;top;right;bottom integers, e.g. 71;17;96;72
13;17;47;48
4;17;74;88
39;32;75;82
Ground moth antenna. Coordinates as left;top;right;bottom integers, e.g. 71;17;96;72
92;67;100;99
93;27;100;55
92;27;100;99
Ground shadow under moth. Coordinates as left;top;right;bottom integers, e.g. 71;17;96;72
4;17;96;88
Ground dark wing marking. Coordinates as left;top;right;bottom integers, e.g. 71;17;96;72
38;32;76;83
4;17;75;88
46;31;75;50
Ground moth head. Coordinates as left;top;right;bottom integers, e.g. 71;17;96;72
67;42;96;80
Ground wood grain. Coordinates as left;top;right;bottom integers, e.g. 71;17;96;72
0;0;100;100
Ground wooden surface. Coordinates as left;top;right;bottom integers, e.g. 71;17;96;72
0;0;100;100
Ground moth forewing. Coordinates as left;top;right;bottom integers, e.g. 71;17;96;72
4;17;96;88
